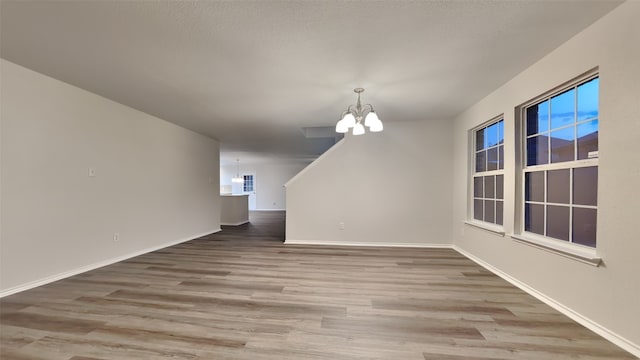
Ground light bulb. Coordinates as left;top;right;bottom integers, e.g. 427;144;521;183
369;119;383;132
342;113;356;128
336;119;349;133
353;123;365;135
364;111;379;127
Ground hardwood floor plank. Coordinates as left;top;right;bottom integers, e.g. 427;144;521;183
90;325;246;348
423;352;505;360
321;314;485;339
0;347;53;360
1;313;105;335
20;334;200;360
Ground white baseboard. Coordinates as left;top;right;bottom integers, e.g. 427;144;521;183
252;209;285;211
453;245;640;358
220;220;249;226
284;240;453;248
0;229;221;298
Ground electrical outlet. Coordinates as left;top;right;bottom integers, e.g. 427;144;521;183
339;222;345;230
113;233;120;242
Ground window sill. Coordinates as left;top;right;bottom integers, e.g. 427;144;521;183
464;221;506;236
510;233;601;267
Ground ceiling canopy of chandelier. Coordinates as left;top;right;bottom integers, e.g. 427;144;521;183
335;88;383;135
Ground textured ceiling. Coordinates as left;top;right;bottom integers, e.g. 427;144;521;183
0;1;621;164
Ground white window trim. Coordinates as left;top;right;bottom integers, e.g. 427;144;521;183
515;69;600;259
510;233;601;266
469;115;505;229
464;220;506;236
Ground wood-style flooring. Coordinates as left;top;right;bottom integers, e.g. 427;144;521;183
0;211;635;359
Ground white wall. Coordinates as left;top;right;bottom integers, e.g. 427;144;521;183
0;59;221;295
451;1;639;352
220;161;310;210
286;120;453;246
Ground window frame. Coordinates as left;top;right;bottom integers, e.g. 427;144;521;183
242;174;254;192
468;115;505;232
514;69;601;265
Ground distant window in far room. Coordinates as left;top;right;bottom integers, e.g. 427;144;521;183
243;175;254;192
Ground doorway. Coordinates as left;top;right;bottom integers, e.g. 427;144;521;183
242;173;257;210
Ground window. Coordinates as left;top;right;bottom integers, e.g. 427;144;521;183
243;175;254;192
472;117;504;226
521;75;599;248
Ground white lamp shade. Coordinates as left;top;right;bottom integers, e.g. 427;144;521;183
364;111;380;127
335;119;349;133
369;119;383;132
352;123;365;135
342;113;356;128
232;176;244;183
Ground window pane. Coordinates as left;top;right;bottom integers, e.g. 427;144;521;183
474;177;483;198
498;145;504;169
573;207;597;247
550;127;575;163
577;78;599;121
495;175;504;200
476;128;485;151
525;171;544;202
484;200;495;223
525;203;544;235
574;167;598;206
527;135;549;166
487;147;498;171
547;205;570;241
577;120;598;160
486;123;499;147
484;176;495;199
476;150;486;172
474;199;483;221
498;121;504;144
547;169;570;204
496;201;503;226
243;175;254;192
527;100;549;136
550;89;575;130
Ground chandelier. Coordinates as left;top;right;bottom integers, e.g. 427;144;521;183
231;159;244;183
335;88;383;135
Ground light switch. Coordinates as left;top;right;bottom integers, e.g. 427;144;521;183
88;168;96;177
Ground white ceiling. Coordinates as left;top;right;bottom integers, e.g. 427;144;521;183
0;1;621;165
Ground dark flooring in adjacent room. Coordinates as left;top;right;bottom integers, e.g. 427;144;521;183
0;211;634;359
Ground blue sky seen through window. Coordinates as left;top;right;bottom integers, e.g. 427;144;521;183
528;78;598;141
